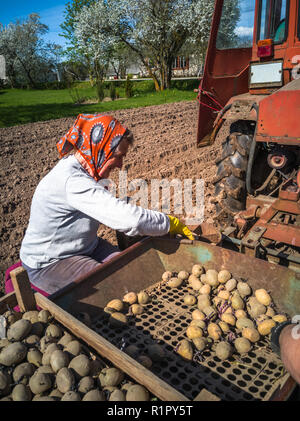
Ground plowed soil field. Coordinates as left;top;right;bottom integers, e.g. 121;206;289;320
0;100;225;293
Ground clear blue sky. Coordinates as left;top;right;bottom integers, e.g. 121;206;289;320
1;1;68;47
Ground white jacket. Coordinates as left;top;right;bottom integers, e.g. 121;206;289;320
20;155;170;269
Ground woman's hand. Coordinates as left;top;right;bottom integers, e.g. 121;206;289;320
168;216;195;241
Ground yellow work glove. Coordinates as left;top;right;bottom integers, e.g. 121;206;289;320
168;215;194;241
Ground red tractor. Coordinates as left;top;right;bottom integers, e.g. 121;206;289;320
197;0;300;271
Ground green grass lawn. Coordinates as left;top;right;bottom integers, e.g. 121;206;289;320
0;80;198;128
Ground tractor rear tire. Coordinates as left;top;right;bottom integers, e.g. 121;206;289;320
213;132;253;223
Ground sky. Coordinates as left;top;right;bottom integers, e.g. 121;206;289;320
1;0;256;47
0;1;68;47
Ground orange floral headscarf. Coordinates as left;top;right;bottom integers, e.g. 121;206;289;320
57;114;127;181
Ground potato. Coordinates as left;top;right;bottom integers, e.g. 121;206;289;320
124;345;139;359
65;340;82;357
235;310;247;319
247;297;266;318
109;312;128;328
186;326;203;340
148;344;165;362
203;306;217;321
12;384;32;401
49;389;63;399
61;391;81;401
4;310;22;325
242;328;260;343
207;323;222;341
137;355;152;369
191;264;204;277
106;299;124;312
137;291;150;305
0;371;10;396
7;319;32;342
218;321;230;334
255;289;271;306
197;294;211;311
13;362;35;385
27;348;43;367
58;333;74;347
257;319;276;336
213;297;224;308
221;313;236;327
42;343;61;366
69;354;91;378
234;337;251;354
231;292;244;310
256;314;270;324
36;365;54;376
189;278;203;291
103;307;116;316
215;342;232;360
273;314;288;323
38;309;52;324
0;342;27;366
22;311;39;324
0;338;10;350
178;271;189;281
167;277;183;288
190;320;206;329
82;389;105;401
45;324;63;339
50;350;70;373
30;322;45;337
225;278;237;292
266;307;276;317
123;292;137;305
218;290;230;300
99;367;124;387
23;334;40;347
205;269;219;287
32;395;56;401
218;270;231;284
130;304;144;316
184;295;197;306
200;274;207;284
29;372;52;394
176;340;193;361
199;284;211;295
126;384;150;401
162;271;172;281
192;309;205;321
109;389;126;401
236;318;255;330
78;376;95;394
192;337;207;351
56;367;76;394
237;281;252;298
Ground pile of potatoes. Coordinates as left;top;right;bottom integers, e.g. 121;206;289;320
162;266;288;362
0;309;152;401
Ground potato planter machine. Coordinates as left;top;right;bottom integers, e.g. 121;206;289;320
3;237;300;401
